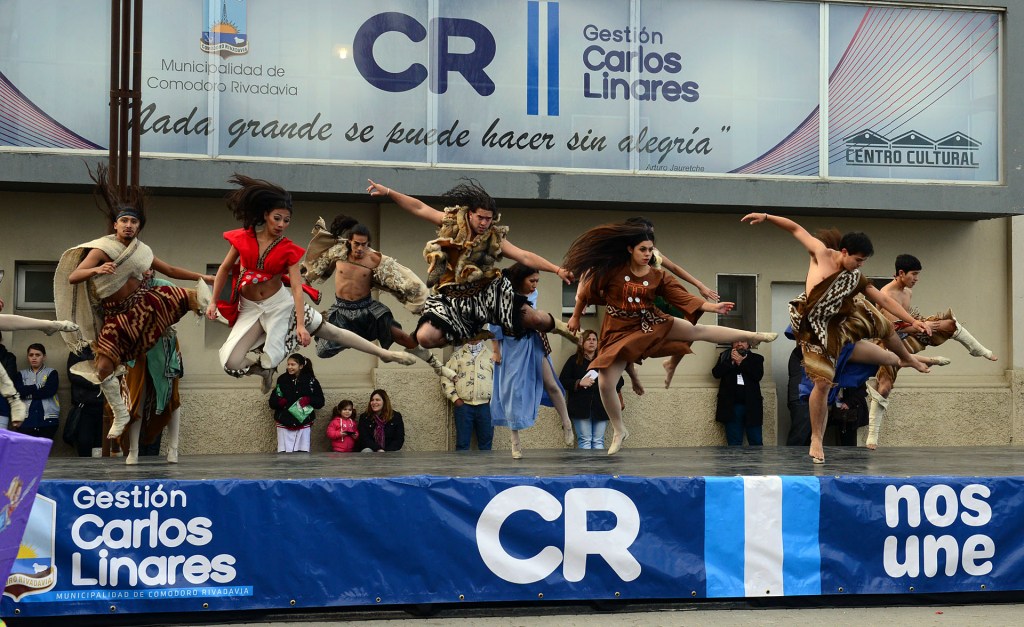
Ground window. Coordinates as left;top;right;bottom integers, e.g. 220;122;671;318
716;274;757;331
562;281;594;316
16;263;57;310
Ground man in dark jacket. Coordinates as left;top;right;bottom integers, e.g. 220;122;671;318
712;340;764;446
67;347;105;457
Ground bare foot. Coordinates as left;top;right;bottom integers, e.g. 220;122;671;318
809;439;825;464
662;358;678;389
900;356;931;373
382;351;417;366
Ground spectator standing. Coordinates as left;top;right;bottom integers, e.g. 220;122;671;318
441;339;494;451
16;343;60;439
830;384;869;446
712;339;764;446
559;330;626;449
356;389;404;452
785;345;812;447
268;354;324;453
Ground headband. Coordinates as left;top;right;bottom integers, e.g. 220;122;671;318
115;207;141;221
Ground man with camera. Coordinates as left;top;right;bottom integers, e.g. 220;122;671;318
712;339;764;446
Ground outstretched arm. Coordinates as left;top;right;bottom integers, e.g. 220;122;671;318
152;257;215;283
660;254;719;301
288;261;311;347
741;212;827;258
865;285;931;336
499;240;572;283
367;179;444;226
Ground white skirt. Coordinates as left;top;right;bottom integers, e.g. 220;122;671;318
277;425;311;452
219;286;323;372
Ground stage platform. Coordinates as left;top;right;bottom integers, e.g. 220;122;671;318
4;446;1024;619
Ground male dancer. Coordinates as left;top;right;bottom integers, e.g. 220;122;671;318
56;166;212;439
866;254;997;449
366;179;576;348
303;215;455;379
742;212;931;463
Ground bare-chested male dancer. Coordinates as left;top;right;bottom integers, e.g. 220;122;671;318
366;179;575;349
303;215;455;379
741;213;931;463
865;253;997;449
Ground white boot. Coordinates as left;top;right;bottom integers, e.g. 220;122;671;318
952;321;996;360
125;420;141;465
865;384;889;450
101;376;131;439
195;279;212;313
0;367;27;427
165;407;181;464
407;346;457;380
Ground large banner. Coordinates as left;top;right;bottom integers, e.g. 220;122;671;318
3;474;1022;616
0;1;1000;181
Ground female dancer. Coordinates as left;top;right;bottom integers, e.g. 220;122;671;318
489;264;573;458
564;221;777;455
206;175;415;392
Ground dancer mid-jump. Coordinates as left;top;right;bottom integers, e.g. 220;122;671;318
741;212;931;463
564;221;777;455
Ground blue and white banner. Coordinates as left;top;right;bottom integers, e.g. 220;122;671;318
0;1;999;181
3;473;1023;617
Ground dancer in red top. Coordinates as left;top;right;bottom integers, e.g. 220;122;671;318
207;175;414;392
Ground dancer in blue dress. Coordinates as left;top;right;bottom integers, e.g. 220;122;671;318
490;264;573;458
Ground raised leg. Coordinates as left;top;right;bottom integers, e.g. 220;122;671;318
666;318;777;347
313;322;416;365
879;332;930;373
406;346;457;380
952;320;998;361
0;313;78;335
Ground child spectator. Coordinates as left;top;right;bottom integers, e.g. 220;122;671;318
326;399;359;452
268;353;324;453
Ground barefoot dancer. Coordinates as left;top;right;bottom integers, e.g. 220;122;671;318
741;213;931;463
865;254;997;449
302;215;455;380
366;178;576;348
207;175;415;392
55;165;213;439
564;221;777;455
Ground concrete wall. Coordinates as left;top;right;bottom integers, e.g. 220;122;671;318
0;190;1015;457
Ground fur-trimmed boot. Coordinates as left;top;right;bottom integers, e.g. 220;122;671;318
0;366;27;427
101;375;132;439
865;384;889;450
548;315;579;343
407;346;457;381
952;320;996;360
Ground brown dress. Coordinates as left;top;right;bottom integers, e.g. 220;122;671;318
588;265;705;370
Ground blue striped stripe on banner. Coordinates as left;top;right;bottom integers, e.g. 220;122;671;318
704;476;821;597
546;1;559;116
526;1;539;116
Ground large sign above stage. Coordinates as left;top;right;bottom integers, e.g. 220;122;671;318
3;475;1022;617
0;1;1000;182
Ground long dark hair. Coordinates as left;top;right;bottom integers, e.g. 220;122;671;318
562;221;656;286
502;262;538;295
225;173;293;230
287;353;315;382
89;163;147;233
365;388;394;422
575;329;599;366
440;179;498;219
329;214;372;241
